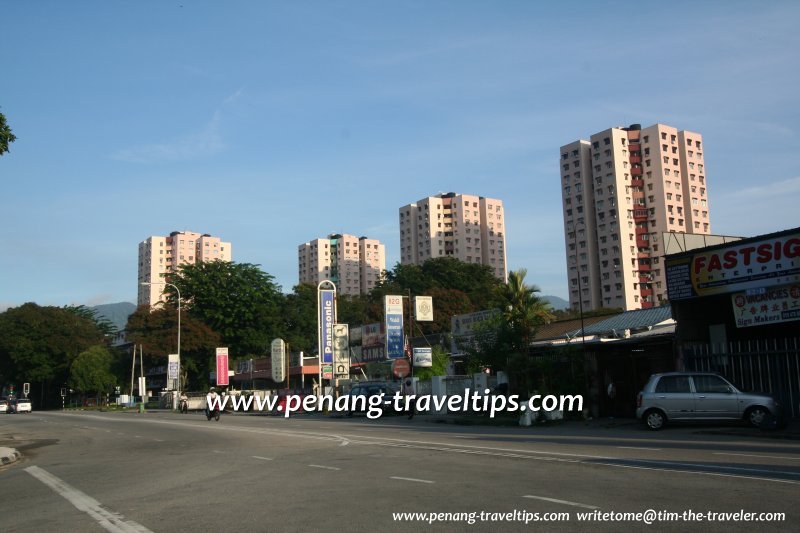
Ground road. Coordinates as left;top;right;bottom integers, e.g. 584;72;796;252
1;411;798;532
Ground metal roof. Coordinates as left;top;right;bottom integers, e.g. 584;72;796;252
569;304;673;337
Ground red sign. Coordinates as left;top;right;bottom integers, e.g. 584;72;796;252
392;358;411;378
216;347;229;386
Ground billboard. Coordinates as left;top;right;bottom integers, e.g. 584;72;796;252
216;348;229;386
666;229;800;300
732;284;800;328
318;289;335;364
385;295;404;360
271;338;286;382
414;296;434;322
413;347;433;368
333;324;350;378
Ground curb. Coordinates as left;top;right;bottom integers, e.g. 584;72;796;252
0;447;22;466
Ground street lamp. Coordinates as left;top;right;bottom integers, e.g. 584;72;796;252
140;281;181;410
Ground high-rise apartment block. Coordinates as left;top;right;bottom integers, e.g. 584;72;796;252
298;234;386;296
399;192;507;281
138;230;232;307
560;124;710;311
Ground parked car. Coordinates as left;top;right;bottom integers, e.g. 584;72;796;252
0;399;8;414
346;382;401;417
9;398;32;414
636;372;782;430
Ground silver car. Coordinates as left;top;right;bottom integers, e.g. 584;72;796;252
636;372;782;430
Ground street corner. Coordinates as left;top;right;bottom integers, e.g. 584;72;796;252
0;447;22;466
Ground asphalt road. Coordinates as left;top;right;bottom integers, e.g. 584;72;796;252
1;411;798;532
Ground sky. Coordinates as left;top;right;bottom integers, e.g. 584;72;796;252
2;1;800;311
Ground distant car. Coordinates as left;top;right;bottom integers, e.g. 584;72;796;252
636;372;782;430
9;398;32;414
275;391;307;415
0;399;8;414
347;382;401;417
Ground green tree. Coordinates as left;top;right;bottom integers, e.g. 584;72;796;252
0;110;16;156
125;305;221;391
0;303;105;406
280;284;318;353
167;261;284;357
69;346;116;402
501;269;554;352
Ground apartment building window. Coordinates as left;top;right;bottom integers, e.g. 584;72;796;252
671;134;676;143
592;141;599;149
604;137;610;145
673;158;678;165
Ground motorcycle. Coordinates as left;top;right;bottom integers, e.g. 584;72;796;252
206;406;220;421
179;397;189;414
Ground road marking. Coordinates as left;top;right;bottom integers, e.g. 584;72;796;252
252;456;273;461
617;446;662;451
524;495;599;509
154;439;164;442
213;450;225;454
309;464;340;471
391;476;434;484
713;452;800;461
134;436;142;439
25;466;152;533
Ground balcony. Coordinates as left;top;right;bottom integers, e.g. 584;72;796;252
640;288;653;297
629;143;640;152
630;178;644;188
631;166;643;176
637;251;651;259
638;262;651;271
630;155;642;164
635;226;648;235
636;239;649;248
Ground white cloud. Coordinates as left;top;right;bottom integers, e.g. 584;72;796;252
111;111;224;164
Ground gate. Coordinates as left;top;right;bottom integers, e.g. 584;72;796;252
682;338;800;419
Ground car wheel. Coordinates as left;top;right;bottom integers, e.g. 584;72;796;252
644;409;666;430
745;406;770;428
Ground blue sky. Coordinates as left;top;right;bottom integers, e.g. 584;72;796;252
2;1;799;310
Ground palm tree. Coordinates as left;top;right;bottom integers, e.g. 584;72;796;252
501;269;554;352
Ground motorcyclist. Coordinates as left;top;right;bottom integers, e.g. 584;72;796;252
179;392;189;414
205;388;220;419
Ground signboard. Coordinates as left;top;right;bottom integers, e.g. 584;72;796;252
732;284;800;328
271;338;286;382
414;296;434;322
413;347;433;368
385;295;405;360
167;354;179;390
322;364;333;380
319;289;336;364
216;347;229;386
333;324;350;378
392;359;411;378
666;230;800;300
23;382;30;398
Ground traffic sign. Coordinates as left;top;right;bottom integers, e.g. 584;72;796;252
392;359;411;378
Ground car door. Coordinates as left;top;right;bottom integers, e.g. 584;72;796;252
654;375;695;419
691;374;740;419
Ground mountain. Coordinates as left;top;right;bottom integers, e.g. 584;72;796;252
542;295;569;310
90;302;137;331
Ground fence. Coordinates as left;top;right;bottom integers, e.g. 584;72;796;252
682;337;800;419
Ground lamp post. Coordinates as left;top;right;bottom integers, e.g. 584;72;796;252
140;281;181;410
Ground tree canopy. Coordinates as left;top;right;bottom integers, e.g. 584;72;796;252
0;110;16;156
69;345;116;396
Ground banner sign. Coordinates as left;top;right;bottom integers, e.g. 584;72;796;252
666;230;800;300
333;324;350;378
385;295;405;360
322;364;333;380
732;284;800;328
216;347;229;386
271;338;286;382
413;347;433;367
414;296;434;322
319;289;336;364
167;353;180;390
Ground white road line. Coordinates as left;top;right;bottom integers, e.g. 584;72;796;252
252;456;273;461
524;495;598;509
154;439;164;442
713;452;800;460
390;476;435;484
309;464;340;471
213;450;225;454
617;446;662;451
25;466;152;533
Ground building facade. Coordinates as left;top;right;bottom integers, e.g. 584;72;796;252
560;124;710;312
137;230;232;307
298;234;385;296
399;192;507;282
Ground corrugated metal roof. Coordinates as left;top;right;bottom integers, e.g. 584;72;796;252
534;315;609;341
569;304;673;336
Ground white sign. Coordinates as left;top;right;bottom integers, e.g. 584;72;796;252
413;347;433;368
732;284;800;328
333;324;350;378
414;296;434;322
271;338;286;382
167;354;180;390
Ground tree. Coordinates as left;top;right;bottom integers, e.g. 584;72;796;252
125;305;221;391
411;345;449;380
280;284;318;353
0;110;16;156
69;346;116;402
167;261;284;357
0;303;105;406
500;269;554;352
